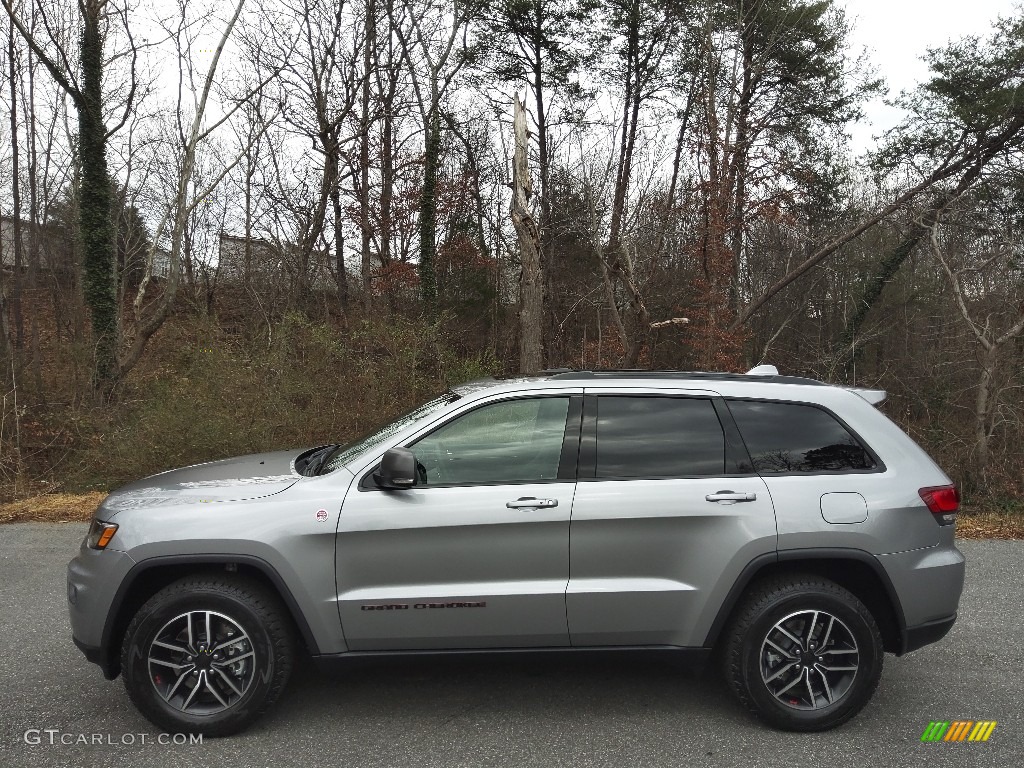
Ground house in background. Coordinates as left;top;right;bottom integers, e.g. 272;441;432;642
0;216;70;274
217;232;282;283
217;232;335;289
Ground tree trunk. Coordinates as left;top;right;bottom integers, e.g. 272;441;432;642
512;94;543;373
8;21;24;350
328;143;348;311
654;90;694;259
418;103;440;310
728;21;755;311
532;41;556;365
360;0;374;313
608;7;638;255
378;0;396;284
26;36;43;396
244;136;254;290
974;344;997;483
380;88;394;273
79;1;117;385
837;232;922;373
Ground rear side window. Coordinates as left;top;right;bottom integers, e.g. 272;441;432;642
595;396;725;478
727;400;876;474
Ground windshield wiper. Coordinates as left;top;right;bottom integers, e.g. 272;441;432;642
304;444;339;477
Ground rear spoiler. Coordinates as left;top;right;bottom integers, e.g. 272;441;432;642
744;365;887;405
845;387;887;405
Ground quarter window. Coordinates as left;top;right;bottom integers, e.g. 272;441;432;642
594;396;726;478
727;400;876;474
411;397;570;485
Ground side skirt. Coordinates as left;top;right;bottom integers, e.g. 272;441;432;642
311;645;712;673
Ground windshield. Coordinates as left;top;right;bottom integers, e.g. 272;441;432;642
319;392;461;473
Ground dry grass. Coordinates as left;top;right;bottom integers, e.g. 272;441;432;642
0;492;106;524
954;512;1024;540
1;492;1022;539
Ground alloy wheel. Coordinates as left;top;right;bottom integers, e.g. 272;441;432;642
147;610;256;715
759;609;860;710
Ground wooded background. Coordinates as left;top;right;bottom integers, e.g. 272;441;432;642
0;0;1022;509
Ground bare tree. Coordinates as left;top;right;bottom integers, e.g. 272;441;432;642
122;0;283;378
930;216;1024;483
390;0;479;311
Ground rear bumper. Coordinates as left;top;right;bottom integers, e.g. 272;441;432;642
876;543;965;631
901;613;957;655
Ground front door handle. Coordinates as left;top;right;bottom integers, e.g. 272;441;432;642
506;497;558;509
705;491;757;504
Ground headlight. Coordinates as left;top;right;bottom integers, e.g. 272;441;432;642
87;519;119;550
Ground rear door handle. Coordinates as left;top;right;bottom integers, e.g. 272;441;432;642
705;491;757;504
506;497;558;509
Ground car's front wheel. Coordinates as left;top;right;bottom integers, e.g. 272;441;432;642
722;574;883;731
120;574;294;736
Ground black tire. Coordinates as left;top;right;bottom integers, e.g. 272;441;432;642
120;574;294;737
721;574;883;731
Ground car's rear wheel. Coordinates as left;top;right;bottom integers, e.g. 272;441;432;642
121;575;294;736
722;574;883;731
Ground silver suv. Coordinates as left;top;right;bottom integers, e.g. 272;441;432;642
67;367;965;736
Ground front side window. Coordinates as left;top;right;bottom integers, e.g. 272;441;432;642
594;396;726;478
727;400;876;474
411;397;570;485
322;392;461;473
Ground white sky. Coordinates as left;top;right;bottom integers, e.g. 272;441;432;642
841;0;1021;152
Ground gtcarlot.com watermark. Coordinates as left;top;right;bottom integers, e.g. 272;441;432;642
24;729;202;746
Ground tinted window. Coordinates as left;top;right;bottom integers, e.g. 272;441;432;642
728;401;875;473
595;397;725;478
412;397;570;485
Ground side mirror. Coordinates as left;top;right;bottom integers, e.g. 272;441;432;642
373;447;418;489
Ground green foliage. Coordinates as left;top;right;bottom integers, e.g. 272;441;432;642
478;0;599;100
873;12;1024;174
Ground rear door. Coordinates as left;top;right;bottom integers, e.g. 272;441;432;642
566;389;777;648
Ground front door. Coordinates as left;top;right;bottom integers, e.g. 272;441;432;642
336;394;581;650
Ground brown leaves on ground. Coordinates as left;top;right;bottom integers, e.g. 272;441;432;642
0;492;107;524
954;512;1024;540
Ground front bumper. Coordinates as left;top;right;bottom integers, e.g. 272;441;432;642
67;541;136;679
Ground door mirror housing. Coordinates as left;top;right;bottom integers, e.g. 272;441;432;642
374;447;418;489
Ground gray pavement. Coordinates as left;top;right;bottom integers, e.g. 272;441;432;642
0;522;1019;767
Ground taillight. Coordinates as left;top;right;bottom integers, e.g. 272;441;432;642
919;485;959;526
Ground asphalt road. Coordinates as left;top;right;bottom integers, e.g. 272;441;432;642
0;522;1019;768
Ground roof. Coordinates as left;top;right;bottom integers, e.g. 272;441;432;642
449;366;887;407
451;366;825;394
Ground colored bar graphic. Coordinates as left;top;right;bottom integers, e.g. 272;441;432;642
921;721;996;742
944;721;972;741
971;721;997;742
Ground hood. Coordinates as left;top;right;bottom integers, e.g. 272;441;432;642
100;449;303;516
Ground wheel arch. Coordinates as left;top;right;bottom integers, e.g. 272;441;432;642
704;549;907;654
99;554;320;680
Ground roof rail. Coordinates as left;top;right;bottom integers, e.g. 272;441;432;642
544;369;826;386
